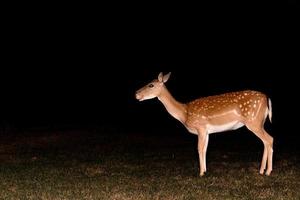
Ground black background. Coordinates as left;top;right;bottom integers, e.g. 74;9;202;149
1;2;299;145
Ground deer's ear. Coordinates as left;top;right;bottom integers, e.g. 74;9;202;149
162;72;171;83
158;72;164;82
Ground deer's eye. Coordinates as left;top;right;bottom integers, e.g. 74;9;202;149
148;84;154;88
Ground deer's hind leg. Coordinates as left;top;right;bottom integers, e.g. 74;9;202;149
245;123;273;175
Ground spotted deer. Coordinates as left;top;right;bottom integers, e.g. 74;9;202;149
135;72;273;176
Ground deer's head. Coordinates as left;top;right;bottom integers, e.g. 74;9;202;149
135;72;171;101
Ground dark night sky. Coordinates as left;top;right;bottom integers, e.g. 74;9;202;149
2;3;298;143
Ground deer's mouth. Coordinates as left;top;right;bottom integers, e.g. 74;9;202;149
135;93;144;101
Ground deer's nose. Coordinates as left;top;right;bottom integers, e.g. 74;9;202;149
135;91;142;100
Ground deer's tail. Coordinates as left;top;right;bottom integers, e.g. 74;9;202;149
268;98;272;123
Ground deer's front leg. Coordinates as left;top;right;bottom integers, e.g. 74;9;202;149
197;127;207;176
203;134;209;172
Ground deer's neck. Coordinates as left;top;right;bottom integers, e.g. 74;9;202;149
158;86;187;123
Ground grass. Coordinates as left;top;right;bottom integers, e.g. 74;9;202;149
0;130;299;199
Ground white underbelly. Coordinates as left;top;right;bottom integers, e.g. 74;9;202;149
206;121;244;134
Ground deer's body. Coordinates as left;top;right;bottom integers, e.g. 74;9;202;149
136;72;273;176
185;90;269;134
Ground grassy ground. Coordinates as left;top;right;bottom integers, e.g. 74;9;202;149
0;130;299;200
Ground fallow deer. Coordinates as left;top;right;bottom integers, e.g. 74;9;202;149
135;72;273;176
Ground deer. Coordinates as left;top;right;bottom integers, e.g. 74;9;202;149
135;72;273;176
